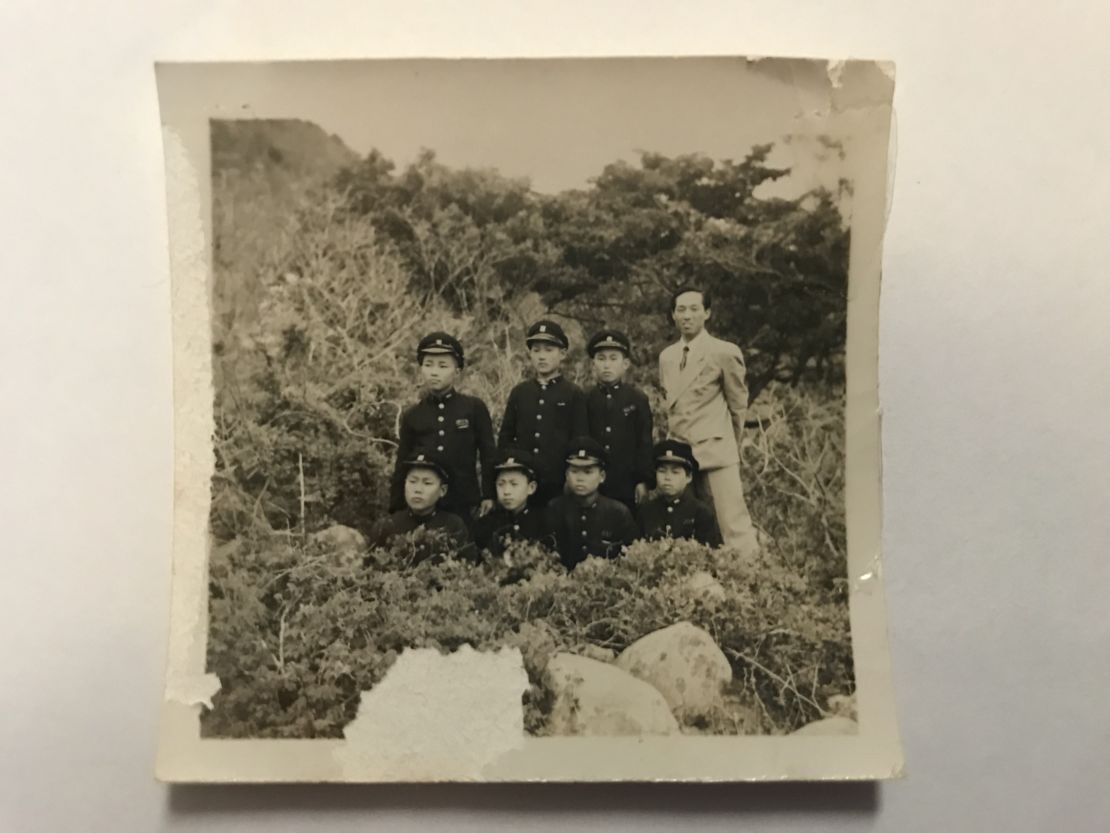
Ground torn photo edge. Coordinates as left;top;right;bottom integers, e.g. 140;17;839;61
154;55;902;783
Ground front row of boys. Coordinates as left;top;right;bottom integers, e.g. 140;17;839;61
380;321;722;568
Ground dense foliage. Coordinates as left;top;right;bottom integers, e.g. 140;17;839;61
204;121;854;737
204;531;851;738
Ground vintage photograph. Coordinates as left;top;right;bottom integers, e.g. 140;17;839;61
157;57;901;781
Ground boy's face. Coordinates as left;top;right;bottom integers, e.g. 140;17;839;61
528;343;565;377
566;463;605;497
672;291;710;339
420;355;459;392
404;467;447;513
655;462;693;498
495;470;536;512
592;348;630;384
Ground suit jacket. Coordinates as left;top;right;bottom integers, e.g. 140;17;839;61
658;329;748;471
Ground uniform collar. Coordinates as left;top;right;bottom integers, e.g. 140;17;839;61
536;374;562;389
408;507;438;521
426;388;456;403
664;489;690;507
574;492;600;509
600;380;623;392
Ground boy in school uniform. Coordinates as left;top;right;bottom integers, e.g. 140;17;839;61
584;329;654;514
498;319;588;507
390;332;496;529
544;437;638;570
473;448;552;558
373;449;475;563
638;439;723;547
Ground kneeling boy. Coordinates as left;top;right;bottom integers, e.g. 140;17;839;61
638;440;722;547
373;449;474;563
474;448;552;557
544;437;638;570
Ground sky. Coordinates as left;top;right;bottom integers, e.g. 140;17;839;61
208;57;854;197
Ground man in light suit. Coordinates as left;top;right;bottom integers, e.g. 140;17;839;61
658;286;759;555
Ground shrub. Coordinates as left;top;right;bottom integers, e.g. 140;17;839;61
202;532;853;738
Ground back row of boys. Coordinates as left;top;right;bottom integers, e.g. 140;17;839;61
379;320;722;569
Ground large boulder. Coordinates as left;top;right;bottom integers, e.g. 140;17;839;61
615;622;732;717
544;653;679;736
792;716;859;736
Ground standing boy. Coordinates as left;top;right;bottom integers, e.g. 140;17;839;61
390;332;496;529
473;448;552;557
658;286;759;555
638;439;723;547
584;329;654;514
373;449;474;563
498;319;588;506
544;437;638;570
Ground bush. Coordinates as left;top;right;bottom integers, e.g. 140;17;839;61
202;530;853;738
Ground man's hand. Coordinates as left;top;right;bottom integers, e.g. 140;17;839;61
634;483;649;504
478;499;495;517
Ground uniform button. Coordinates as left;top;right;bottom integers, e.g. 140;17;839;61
667;506;674;513
538;399;545;405
438;416;444;422
438;430;445;436
533;447;539;453
437;445;444;451
604;445;610;451
438;403;445;410
581;530;587;536
605;426;611;433
606;394;612;399
537;415;542;421
534;432;541;438
513;525;520;532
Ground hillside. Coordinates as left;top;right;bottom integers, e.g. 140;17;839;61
210;119;360;342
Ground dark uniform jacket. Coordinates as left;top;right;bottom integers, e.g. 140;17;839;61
498;376;588;501
473;505;551;557
638;488;723;547
544;494;638;570
585;381;654;506
390;390;496;514
372;508;475;563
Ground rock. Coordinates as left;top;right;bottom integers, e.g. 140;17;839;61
615;622;732;717
683;571;726;603
577;644;616;663
544;653;679;736
310;524;366;564
792;716;859;736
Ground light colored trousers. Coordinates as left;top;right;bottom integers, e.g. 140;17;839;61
694;464;759;555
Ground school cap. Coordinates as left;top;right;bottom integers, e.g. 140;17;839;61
493;448;538;480
400;449;451;482
525;319;569;349
565;436;608;468
417;332;464;367
587;329;631;357
653;439;698;474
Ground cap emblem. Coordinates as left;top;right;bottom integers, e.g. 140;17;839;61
539;324;547;333
416;454;425;462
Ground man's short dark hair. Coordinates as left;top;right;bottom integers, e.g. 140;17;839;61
670;285;711;312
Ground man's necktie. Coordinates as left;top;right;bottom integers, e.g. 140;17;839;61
680;345;689;372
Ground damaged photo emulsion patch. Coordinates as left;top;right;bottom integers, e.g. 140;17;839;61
155;56;902;782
